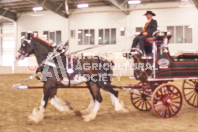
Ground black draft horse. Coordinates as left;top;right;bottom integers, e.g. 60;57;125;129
16;36;128;123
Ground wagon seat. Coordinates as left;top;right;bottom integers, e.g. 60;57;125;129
144;37;155;55
144;35;172;56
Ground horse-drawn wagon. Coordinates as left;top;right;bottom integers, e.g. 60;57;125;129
124;31;198;118
13;31;198;123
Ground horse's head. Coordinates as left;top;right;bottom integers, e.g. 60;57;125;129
16;38;34;61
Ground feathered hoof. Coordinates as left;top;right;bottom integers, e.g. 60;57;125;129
82;113;96;122
115;100;129;113
116;107;129;113
28;107;44;123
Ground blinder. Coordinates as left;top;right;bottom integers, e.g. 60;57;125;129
18;38;33;57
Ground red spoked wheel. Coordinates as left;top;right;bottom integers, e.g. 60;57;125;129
183;80;198;107
131;83;153;111
152;84;183;118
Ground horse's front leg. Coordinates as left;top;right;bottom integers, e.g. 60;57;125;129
47;77;73;112
28;92;49;123
28;77;72;123
28;77;56;123
50;95;73;112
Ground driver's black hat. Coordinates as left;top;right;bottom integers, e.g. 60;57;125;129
144;11;156;16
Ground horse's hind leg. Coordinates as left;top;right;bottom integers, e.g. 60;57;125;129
80;82;95;115
82;81;102;122
103;87;128;113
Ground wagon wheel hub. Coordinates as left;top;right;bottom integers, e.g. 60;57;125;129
131;83;153;111
141;93;149;100
162;96;172;105
166;99;172;104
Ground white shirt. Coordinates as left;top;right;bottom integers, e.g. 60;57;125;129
147;19;152;23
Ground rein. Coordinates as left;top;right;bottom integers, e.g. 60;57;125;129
70;44;107;54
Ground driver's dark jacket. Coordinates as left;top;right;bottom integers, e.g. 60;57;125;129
140;19;158;37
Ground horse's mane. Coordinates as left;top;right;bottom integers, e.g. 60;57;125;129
31;37;54;65
32;37;53;48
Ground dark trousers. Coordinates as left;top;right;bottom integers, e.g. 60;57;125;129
131;35;148;52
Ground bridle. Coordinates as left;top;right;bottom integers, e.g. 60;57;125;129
17;38;33;57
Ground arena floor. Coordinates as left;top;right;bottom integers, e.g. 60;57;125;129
1;74;198;132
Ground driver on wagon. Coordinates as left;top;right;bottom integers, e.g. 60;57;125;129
131;11;157;55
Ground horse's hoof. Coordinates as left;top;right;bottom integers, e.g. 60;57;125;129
116;107;129;113
82;113;96;122
28;108;44;123
28;115;43;124
115;100;129;113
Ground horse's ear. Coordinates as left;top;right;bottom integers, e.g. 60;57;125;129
27;32;33;40
33;32;38;37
